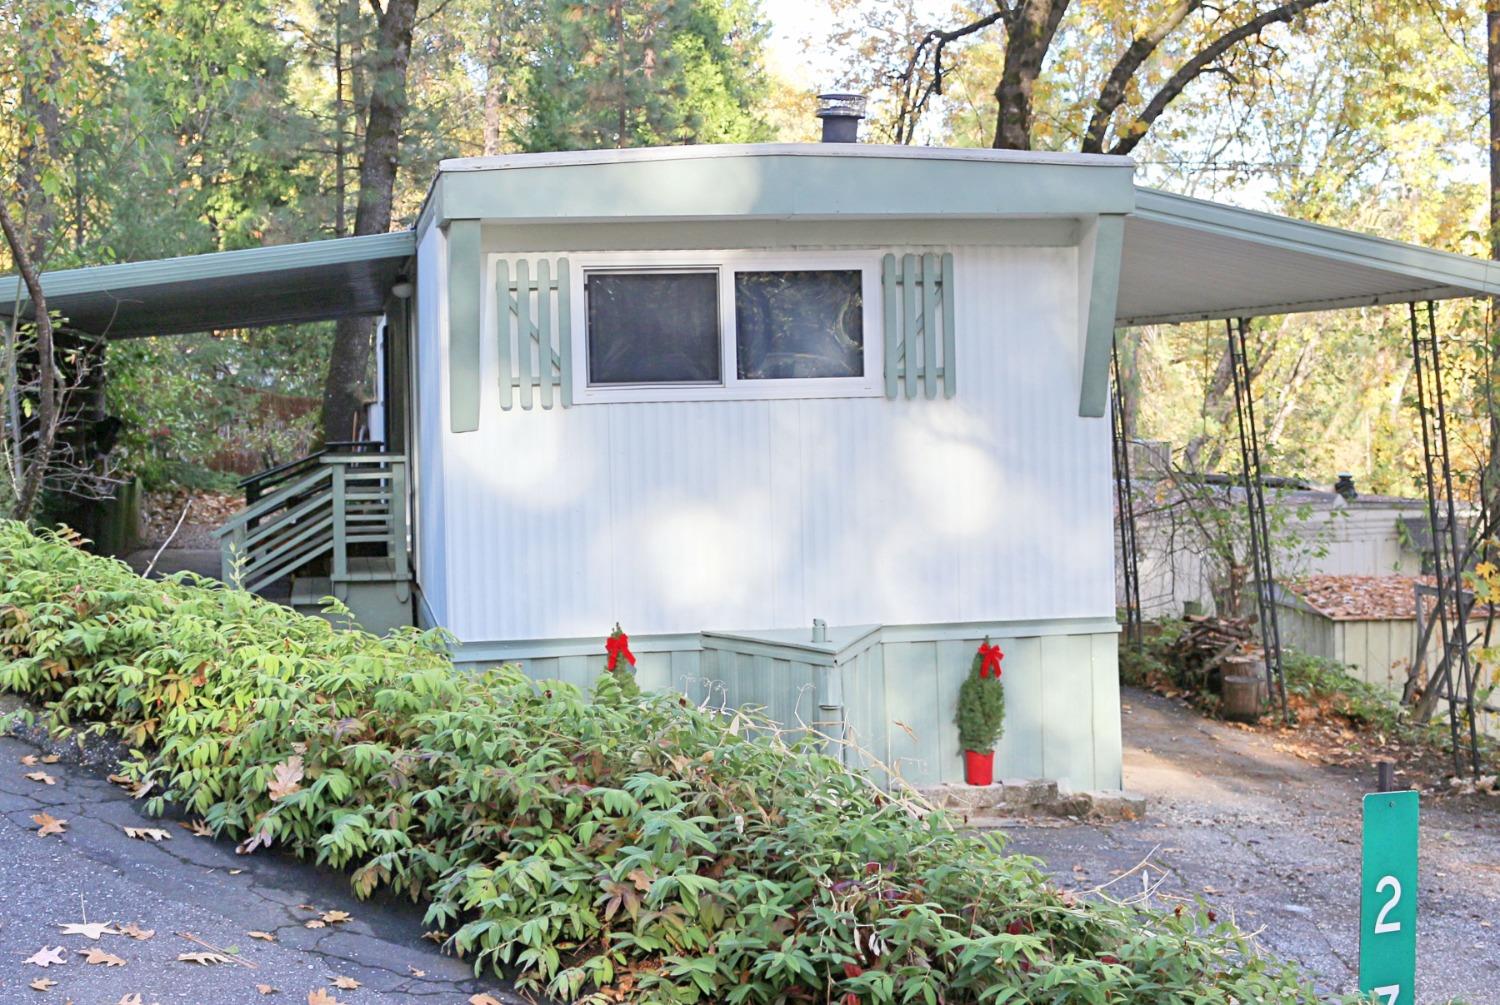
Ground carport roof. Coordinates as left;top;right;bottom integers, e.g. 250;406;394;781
0;230;414;338
2;147;1499;340
1116;188;1500;325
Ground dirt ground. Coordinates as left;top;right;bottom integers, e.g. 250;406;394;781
1002;686;1500;1003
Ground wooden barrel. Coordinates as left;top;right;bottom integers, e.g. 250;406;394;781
1221;672;1265;722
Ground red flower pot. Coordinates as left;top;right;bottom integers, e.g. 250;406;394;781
963;749;995;786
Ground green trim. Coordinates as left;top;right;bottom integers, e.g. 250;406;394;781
557;258;574;406
446;617;1121;664
515;259;533;409
447;220;482;433
536;259;553;409
881;255;898;398
885;253;954;400
1078;215;1125;418
495;258;512;411
435;148;1137;226
901;254;918;399
940;252;956;398
921;254;939;399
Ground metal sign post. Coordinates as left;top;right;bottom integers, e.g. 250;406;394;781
1359;769;1418;1005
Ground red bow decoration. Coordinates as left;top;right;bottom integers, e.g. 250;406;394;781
978;641;1003;679
606;625;636;671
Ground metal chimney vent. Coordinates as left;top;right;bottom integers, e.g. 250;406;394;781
816;93;866;143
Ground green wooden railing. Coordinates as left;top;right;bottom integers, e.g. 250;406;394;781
214;452;408;595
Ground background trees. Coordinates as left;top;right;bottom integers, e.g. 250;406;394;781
0;0;1497;515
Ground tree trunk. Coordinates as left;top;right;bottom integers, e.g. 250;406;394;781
483;18;506;156
1484;2;1500;518
321;0;420;445
0;200;58;522
16;2;66;266
991;0;1069;150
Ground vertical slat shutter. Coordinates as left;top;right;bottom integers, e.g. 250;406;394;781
882;252;955;399
497;256;573;410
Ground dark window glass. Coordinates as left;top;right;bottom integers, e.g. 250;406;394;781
586;272;720;384
735;270;864;380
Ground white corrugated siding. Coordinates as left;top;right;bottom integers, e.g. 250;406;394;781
432;243;1114;643
413;224;449;624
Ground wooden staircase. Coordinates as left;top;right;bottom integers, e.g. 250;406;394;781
214;447;412;633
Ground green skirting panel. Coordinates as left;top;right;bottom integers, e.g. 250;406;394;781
452;621;1124;792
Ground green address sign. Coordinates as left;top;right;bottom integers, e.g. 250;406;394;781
1359;789;1418;1004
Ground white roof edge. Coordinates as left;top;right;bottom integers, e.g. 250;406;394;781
438;143;1136;173
1132;187;1500;298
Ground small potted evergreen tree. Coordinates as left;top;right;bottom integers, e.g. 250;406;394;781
955;638;1005;785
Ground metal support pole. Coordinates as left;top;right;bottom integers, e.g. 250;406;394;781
1110;335;1143;653
1227;317;1288;719
1407;302;1482;776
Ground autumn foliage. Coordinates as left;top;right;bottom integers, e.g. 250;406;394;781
0;523;1322;1003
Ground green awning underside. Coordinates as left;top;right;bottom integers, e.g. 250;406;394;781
0;231;414;338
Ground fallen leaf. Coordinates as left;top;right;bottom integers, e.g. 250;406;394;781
237;829;273;855
470;995;505;1005
21;754;38;765
119;923;154;941
331;976;360;990
107;773;133;787
32;812;66;837
256;986;277;996
180;819;212;837
304;919;326;929
177;951;234;965
122;826;172;842
29;977;57;991
268;756;304;801
229;869;243;875
247;931;276;942
78;947;127;966
307;990;341;1005
320;910;351;925
406;965;425;977
421;931;446;943
40;754;60;764
59;922;119;939
25;946;67;968
26;770;56;785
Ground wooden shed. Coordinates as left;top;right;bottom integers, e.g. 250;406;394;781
1276;574;1495;736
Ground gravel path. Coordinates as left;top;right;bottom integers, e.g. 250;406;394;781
0;727;525;1004
1001;687;1500;1004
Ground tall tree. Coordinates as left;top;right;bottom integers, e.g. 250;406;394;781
897;0;1336;153
1487;0;1500;512
518;0;770;151
322;0;420;443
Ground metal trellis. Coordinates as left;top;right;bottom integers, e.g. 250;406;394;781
1406;301;1483;777
1111;336;1143;653
1227;317;1288;719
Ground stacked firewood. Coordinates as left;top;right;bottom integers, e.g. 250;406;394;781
1168;615;1258;691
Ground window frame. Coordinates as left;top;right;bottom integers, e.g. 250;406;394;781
567;250;884;404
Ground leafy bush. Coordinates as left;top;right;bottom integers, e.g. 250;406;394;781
0;523;1329;1003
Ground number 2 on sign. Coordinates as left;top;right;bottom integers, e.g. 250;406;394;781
1374;876;1402;934
1372;986;1400;1005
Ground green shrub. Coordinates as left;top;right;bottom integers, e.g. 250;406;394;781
0;522;1330;1003
955;640;1006;752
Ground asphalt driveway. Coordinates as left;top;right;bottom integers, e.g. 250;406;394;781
1000;687;1500;1004
0;729;525;1005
